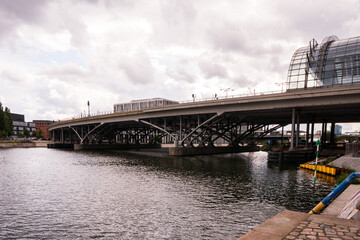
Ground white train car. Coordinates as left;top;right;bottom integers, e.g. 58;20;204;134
114;98;179;113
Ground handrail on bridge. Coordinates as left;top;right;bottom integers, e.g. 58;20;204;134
57;89;284;122
55;82;360;123
309;172;360;214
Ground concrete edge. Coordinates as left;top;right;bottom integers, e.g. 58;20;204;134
309;214;360;228
238;210;310;240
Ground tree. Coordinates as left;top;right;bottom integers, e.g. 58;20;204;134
0;102;4;134
0;130;7;138
17;131;24;138
23;128;29;138
36;129;43;139
4;107;13;136
0;103;13;137
31;131;36;137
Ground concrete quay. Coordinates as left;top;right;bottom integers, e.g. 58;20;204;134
0;140;53;148
239;210;360;240
239;185;360;240
329;155;360;172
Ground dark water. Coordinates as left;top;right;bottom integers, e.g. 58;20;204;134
0;148;334;239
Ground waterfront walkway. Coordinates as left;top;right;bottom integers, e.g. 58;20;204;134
239;185;360;240
239;210;360;240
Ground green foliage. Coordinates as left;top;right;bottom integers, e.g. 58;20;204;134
36;129;43;139
31;131;36;137
0;130;7;138
23;128;29;138
0;102;13;137
324;157;337;165
336;135;360;143
336;173;360;185
336;166;360;184
341;165;357;172
153;135;162;144
17;131;24;138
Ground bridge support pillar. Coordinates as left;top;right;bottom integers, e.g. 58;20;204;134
311;118;315;147
296;110;300;148
169;145;260;156
330;122;336;146
290;108;295;150
61;128;64;143
321;121;327;146
305;120;309;149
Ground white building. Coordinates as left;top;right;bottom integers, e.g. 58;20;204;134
114;98;179;113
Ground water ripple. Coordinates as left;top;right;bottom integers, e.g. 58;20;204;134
0;148;334;239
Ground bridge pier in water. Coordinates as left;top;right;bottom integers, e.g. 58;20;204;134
168;144;260;156
73;143;161;150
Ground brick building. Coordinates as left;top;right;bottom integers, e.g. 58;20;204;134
33;120;54;139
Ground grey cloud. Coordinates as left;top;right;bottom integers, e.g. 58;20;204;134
0;0;48;43
166;67;197;83
118;51;154;85
207;21;284;56
150;0;198;46
207;22;247;53
198;62;229;79
230;75;255;88
0;0;48;22
1;69;26;83
34;85;79;115
267;56;288;73
271;0;360;41
82;0;135;8
160;0;197;26
42;64;86;78
64;17;89;49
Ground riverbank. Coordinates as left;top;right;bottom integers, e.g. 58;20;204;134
239;184;360;239
0;140;53;148
329;154;360;172
238;209;360;240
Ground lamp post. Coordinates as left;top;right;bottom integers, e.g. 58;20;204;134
192;94;196;102
248;87;255;96
275;82;285;93
220;88;234;98
87;101;90;117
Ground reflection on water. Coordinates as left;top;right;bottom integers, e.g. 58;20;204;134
0;148;334;239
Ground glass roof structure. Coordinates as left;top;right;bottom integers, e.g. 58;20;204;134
287;35;360;90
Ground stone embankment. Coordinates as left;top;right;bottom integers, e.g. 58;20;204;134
329;155;360;172
239;210;360;240
0;140;53;148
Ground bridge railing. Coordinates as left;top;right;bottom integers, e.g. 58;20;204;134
57;89;293;122
59;111;114;121
178;89;283;104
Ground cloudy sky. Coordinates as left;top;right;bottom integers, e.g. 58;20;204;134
0;0;359;131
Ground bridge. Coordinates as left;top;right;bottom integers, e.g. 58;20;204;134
48;83;360;155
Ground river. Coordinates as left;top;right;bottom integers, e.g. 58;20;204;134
0;148;334;239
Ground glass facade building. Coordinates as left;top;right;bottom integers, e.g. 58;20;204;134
287;35;360;90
